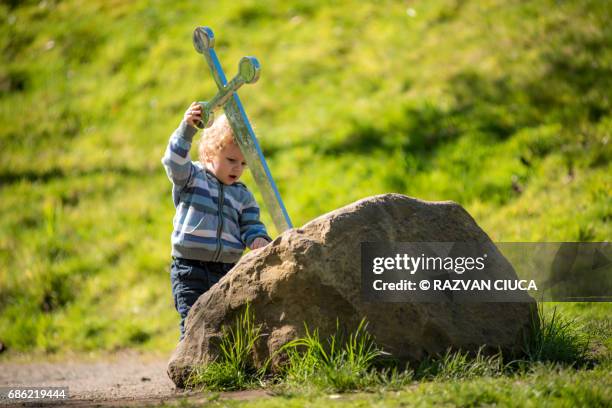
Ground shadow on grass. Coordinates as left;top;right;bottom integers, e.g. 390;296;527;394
314;22;610;203
0;165;145;185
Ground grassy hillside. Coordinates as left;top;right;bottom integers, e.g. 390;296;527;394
0;0;610;356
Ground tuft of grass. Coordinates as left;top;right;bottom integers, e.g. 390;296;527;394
415;346;507;381
187;311;414;393
187;303;263;391
187;361;254;392
523;304;591;366
276;319;412;392
413;304;596;383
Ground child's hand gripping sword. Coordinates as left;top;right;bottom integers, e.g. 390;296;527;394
192;26;292;234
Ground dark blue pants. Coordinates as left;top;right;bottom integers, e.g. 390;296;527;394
170;257;235;340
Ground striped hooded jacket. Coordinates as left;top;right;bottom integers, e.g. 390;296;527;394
161;120;271;263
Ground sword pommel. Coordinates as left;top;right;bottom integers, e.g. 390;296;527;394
193;26;215;54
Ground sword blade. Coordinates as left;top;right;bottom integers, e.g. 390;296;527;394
199;47;292;233
226;95;293;233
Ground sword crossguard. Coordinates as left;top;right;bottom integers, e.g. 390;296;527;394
237;56;260;84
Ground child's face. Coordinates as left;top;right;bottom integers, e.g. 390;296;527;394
207;142;247;185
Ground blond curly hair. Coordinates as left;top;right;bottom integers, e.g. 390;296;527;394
198;114;236;163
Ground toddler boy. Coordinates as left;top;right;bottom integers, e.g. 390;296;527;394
162;102;271;340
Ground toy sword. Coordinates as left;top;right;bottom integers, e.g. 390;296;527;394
192;26;292;234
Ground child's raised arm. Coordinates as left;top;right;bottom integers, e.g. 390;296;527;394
161;102;202;187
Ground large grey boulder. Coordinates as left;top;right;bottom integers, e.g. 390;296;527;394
167;194;536;387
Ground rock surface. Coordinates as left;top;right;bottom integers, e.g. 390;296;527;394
168;194;536;387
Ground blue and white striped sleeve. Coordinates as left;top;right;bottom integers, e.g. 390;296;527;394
161;120;199;187
239;191;271;247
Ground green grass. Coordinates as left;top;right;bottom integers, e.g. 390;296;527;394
169;362;612;407
187;312;414;393
0;2;609;402
523;304;592;366
186;311;412;393
414;347;506;382
274;319;411;393
186;304;606;387
0;0;610;356
187;303;263;391
178;305;610;406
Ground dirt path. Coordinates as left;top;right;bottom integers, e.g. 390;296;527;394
0;351;268;406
